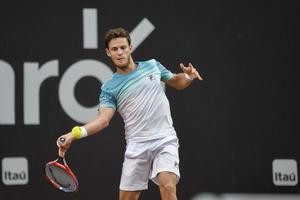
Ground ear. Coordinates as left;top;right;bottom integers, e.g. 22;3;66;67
106;48;111;57
129;45;133;53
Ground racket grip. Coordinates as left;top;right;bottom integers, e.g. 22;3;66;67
57;155;64;163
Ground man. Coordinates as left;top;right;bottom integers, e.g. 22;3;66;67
57;27;203;200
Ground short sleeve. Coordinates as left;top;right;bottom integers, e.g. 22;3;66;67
98;90;117;110
156;61;174;81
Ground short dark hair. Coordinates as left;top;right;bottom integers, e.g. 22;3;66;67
104;27;131;48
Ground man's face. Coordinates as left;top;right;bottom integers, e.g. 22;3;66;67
106;37;132;68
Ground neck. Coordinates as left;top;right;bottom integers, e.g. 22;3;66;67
116;57;136;74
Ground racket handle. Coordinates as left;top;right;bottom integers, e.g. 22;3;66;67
58;147;66;158
57;155;64;163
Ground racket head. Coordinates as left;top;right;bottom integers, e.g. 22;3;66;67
45;157;79;192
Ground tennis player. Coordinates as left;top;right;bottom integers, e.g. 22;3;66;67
57;27;203;200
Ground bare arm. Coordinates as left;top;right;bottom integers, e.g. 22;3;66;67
166;63;203;90
57;107;115;156
83;108;115;136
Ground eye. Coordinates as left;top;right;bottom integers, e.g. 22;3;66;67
121;45;127;50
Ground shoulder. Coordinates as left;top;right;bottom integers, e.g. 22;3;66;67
138;59;160;68
100;76;117;92
138;59;160;67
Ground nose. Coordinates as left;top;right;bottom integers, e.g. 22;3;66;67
117;48;123;55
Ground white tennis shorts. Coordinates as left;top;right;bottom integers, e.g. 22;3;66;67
119;135;180;191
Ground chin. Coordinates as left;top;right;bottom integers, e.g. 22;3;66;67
113;60;129;68
115;63;127;68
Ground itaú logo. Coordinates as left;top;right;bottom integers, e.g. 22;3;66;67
273;159;298;186
0;8;155;125
2;157;29;185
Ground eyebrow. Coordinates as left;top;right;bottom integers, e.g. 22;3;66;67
111;45;128;50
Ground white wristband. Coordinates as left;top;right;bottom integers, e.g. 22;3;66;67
80;126;88;138
184;73;193;81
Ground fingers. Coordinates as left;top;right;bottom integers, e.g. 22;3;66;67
56;136;66;148
57;136;67;157
180;63;196;73
180;63;188;72
180;62;203;81
196;72;203;80
56;134;72;157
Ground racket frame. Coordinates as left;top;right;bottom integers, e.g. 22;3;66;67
45;156;79;192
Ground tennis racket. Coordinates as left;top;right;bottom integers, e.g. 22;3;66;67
45;137;79;192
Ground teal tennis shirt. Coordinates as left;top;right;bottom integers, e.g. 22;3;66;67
99;59;177;142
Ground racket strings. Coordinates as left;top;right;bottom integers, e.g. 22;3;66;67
46;165;77;192
49;167;72;188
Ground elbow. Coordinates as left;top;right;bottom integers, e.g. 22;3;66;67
175;84;186;90
174;81;189;90
102;119;110;128
97;116;110;129
176;86;185;90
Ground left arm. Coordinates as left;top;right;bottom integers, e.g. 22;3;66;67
165;63;203;90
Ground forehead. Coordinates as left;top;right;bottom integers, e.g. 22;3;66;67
108;37;129;48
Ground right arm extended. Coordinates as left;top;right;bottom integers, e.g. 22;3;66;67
57;107;115;155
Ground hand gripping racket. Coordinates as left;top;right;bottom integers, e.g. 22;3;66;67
45;137;79;192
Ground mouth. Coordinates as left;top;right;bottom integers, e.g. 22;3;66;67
116;58;126;64
114;57;127;67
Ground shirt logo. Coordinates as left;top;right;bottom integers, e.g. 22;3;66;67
174;161;179;168
149;74;155;80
